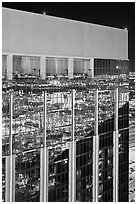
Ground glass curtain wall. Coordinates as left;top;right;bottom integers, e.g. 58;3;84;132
2;57;129;202
94;59;129;76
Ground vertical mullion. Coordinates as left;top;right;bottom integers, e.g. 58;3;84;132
93;89;99;202
10;92;13;202
72;90;75;142
95;89;99;202
113;88;119;201
7;54;13;80
115;88;119;201
40;56;46;79
44;91;48;202
69;90;76;202
72;89;76;202
68;58;73;79
92;135;96;202
55;58;58;75
5;156;10;202
40;91;48;202
12;155;15;202
90;58;94;78
6;92;14;202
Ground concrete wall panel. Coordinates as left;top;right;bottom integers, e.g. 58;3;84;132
2;8;128;59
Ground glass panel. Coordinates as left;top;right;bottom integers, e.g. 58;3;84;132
48;145;69;202
57;58;68;76
46;57;56;76
76;137;93;202
2;55;7;79
47;91;72;146
15;150;40;202
73;59;84;76
118;87;129;202
84;59;90;75
75;89;95;202
98;89;114;202
12;89;44;154
94;58;129;77
47;91;71;202
75;89;95;140
98;89;115;130
129;72;135;127
2;90;10;156
13;56;40;79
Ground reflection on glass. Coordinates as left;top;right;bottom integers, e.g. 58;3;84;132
15;150;40;202
76;137;93;202
48;145;69;202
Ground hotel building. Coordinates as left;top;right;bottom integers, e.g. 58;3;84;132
2;8;129;202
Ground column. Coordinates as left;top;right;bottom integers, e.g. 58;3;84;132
55;58;58;75
40;92;48;201
68;58;73;79
40;148;49;201
93;89;99;202
89;58;94;78
113;88;119;202
92;135;96;202
7;54;13;80
69;90;76;202
40;56;46;79
5;156;10;201
5;92;15;202
83;60;87;74
69;141;76;202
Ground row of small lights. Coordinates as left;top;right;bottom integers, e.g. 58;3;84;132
42;11;128;31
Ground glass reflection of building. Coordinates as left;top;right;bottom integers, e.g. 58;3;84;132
2;8;129;202
2;56;129;202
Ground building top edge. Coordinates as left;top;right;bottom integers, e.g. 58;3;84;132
2;7;128;32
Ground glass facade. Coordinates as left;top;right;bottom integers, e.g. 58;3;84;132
94;58;129;76
98;90;114;202
2;56;129;202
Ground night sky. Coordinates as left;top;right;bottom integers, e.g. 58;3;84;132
2;2;135;71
